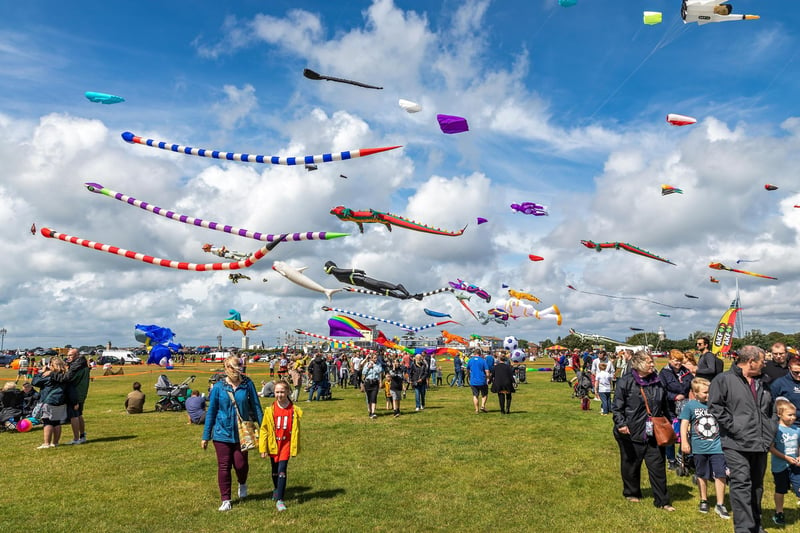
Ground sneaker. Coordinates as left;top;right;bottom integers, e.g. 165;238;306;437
714;504;730;519
668;460;678;471
369;414;377;419
68;439;82;445
698;500;709;514
772;512;785;526
218;500;232;512
78;436;86;444
36;443;52;449
276;500;287;512
394;413;400;418
415;407;420;412
238;483;248;499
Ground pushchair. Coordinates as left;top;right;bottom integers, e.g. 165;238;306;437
155;375;195;411
514;364;528;384
550;363;566;383
571;371;594;410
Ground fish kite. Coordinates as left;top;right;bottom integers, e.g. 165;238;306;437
508;289;541;304
223;310;262;335
580;240;675;265
656;312;671;318
424;309;452;318
87;182;348;243
437;114;469;134
528;255;544;262
666;114;696;126
330;206;466;236
558;0;577;6
454;293;478;320
321;306;458;333
398;99;422;113
272;261;343;301
121;132;400;167
303;68;382;90
442;330;469;345
764;184;779;191
449;279;491;302
661;185;683;196
709;262;777;280
567;284;693;309
684;293;699;299
710;276;720;283
85;91;125;104
681;0;759;25
41;228;285;271
510;202;549;216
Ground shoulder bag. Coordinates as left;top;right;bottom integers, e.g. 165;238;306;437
640;386;676;446
226;388;259;452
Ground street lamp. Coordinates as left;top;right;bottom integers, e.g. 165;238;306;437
0;328;6;352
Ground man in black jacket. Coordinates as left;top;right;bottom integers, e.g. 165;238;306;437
762;342;789;385
306;353;328;402
708;345;777;533
695;336;723;382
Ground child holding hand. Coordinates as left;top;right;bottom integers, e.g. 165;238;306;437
259;381;303;512
769;398;800;527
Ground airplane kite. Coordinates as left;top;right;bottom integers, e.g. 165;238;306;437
709;262;777;280
330;206;466;236
666;113;696;126
661;185;683;196
85;91;125;104
437;114;469;134
568;328;624;345
203;244;249;261
303;68;382;89
567;284;693;309
681;1;759;25
580;240;675;265
510;202;549;216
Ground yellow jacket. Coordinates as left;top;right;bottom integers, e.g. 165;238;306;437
258;402;303;457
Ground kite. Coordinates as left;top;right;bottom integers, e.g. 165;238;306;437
502;300;563;325
30;223;36;235
442;330;469;345
558;0;577;6
510;202;549;216
454;293;478;320
765;184;779;191
424;309;452;318
710;276;720;283
302;68;383;90
339;174;348;179
629;327;644;332
228;273;251;284
580;240;675;265
666;114;696;126
736;258;759;264
342;285;454;300
449;279;491;303
567;284;693;309
643;11;663;25
711;298;741;355
321;305;459;333
508;289;541;304
684;294;700;299
203;245;249;261
661;185;683;196
41;227;285;271
568;328;625;345
223;319;262;335
295;329;375;354
437;114;469;134
328;315;369;338
323;261;421;300
85;91;125;104
489;308;510;321
374;331;415;354
86;183;348;243
330;206;466;236
398;99;422;113
477;217;488;225
305;164;318;172
121;132;401;166
228;310;242;322
656;312;671;318
682;1;759;25
529;255;544;262
135;324;176;347
476;310;509;327
272;261;343;301
709;262;777;280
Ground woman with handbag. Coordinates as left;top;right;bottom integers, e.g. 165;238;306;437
259;381;302;511
612;352;675;511
202;355;263;512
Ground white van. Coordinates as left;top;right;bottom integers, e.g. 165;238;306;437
202;351;231;363
99;350;142;365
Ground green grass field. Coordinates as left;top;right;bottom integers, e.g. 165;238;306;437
0;361;791;532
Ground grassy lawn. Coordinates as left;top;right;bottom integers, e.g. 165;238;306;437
0;361;790;532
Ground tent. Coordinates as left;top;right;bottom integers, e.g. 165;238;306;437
545;345;568;351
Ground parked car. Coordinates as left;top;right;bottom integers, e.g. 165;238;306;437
0;353;16;367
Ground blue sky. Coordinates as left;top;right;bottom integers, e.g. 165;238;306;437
1;0;798;350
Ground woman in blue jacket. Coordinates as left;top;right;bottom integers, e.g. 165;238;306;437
202;355;263;511
31;356;69;449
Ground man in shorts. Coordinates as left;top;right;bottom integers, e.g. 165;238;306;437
466;350;490;413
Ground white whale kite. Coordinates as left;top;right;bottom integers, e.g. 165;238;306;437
40;228;285;271
121;132;401;166
272;261;343;301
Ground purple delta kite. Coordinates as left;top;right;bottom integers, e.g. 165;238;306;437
437;114;469;134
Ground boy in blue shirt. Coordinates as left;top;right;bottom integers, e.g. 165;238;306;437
769;398;800;526
679;377;730;519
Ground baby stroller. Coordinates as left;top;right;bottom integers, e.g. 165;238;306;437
514;364;528;384
571;371;594;410
155;375;195;411
550;363;566;383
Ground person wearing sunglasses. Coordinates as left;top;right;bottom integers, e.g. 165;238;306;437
770;355;800;429
763;342;790;386
695;336;723;382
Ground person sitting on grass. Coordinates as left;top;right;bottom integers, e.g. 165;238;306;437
679;377;730;520
185;389;206;425
769;398;800;527
125;382;146;414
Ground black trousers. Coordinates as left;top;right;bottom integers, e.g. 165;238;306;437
614;431;670;507
723;448;768;533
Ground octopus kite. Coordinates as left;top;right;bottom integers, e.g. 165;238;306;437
449;279;491;302
330;206;466;236
580;240;675;265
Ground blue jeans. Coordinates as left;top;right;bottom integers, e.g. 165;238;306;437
308;381;322;401
414;383;427;409
599;392;611;414
455;368;464;386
